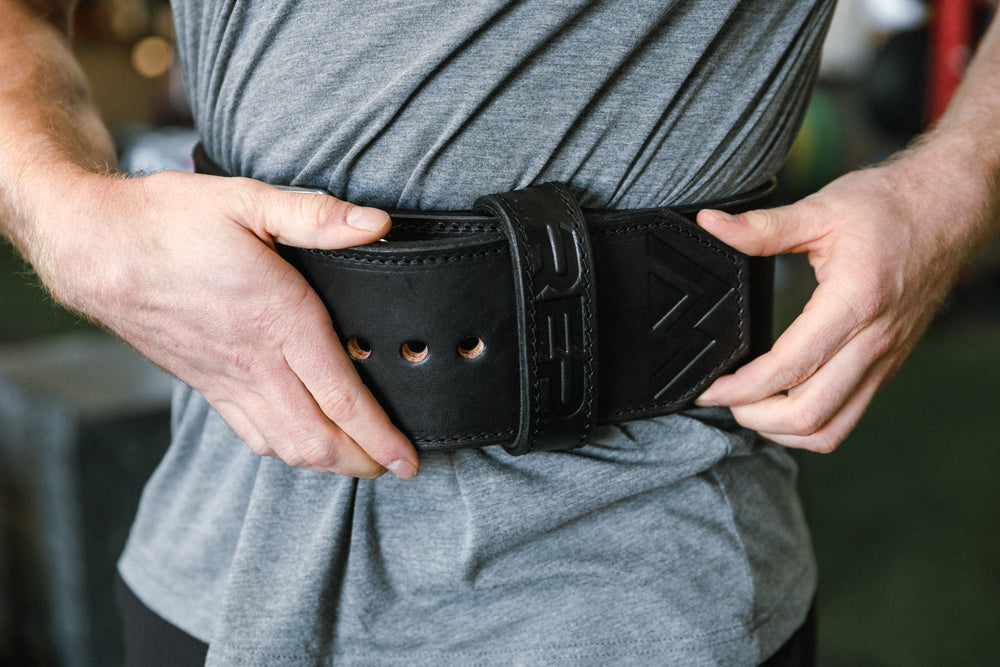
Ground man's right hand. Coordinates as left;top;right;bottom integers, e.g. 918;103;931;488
35;169;420;479
2;2;417;479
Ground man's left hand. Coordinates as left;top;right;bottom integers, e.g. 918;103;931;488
695;146;993;452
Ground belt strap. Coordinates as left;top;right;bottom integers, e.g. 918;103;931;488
193;145;774;454
475;184;599;454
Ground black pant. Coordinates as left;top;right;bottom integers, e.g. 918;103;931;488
762;603;818;666
116;575;816;666
115;575;209;667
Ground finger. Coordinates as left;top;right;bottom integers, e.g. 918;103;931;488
281;295;419;479
263;375;388;477
697;199;826;257
230;177;391;249
208;395;282;459
756;368;885;454
698;279;865;407
214;364;386;477
726;329;881;442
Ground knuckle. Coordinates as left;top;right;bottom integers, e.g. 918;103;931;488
230;177;267;216
246;441;275;458
788;404;829;438
795;197;828;223
241;432;274;458
318;383;361;424
865;329;896;359
753;208;783;235
297;434;342;469
774;364;812;392
849;284;885;325
807;431;843;455
224;348;287;391
225;347;259;379
296;435;385;478
842;269;896;327
298;192;342;232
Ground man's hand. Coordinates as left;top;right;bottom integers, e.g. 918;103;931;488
39;169;419;479
1;2;417;479
695;143;996;453
696;10;1000;454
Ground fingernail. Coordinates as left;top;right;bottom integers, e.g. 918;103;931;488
346;206;390;231
694;392;718;407
387;459;418;480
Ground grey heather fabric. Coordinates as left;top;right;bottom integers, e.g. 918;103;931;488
119;1;833;664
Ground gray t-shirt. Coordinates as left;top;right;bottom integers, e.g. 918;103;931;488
120;1;833;663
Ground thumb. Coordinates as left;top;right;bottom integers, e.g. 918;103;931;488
235;179;391;249
696;201;818;257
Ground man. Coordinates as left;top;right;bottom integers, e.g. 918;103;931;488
2;1;997;664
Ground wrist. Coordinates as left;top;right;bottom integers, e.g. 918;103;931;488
10;166;132;316
888;127;1000;255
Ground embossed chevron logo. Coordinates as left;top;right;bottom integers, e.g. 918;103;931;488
646;229;742;400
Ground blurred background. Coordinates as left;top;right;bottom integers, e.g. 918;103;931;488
1;0;998;665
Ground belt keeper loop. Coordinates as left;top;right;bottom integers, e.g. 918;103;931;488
475;183;599;455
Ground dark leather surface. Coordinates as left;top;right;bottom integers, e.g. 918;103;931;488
276;185;774;452
193;142;773;453
475;183;599;455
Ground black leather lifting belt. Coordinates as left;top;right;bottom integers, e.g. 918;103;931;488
194;145;774;455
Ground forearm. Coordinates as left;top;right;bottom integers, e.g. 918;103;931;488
931;8;1000;162
897;12;1000;256
0;1;117;279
